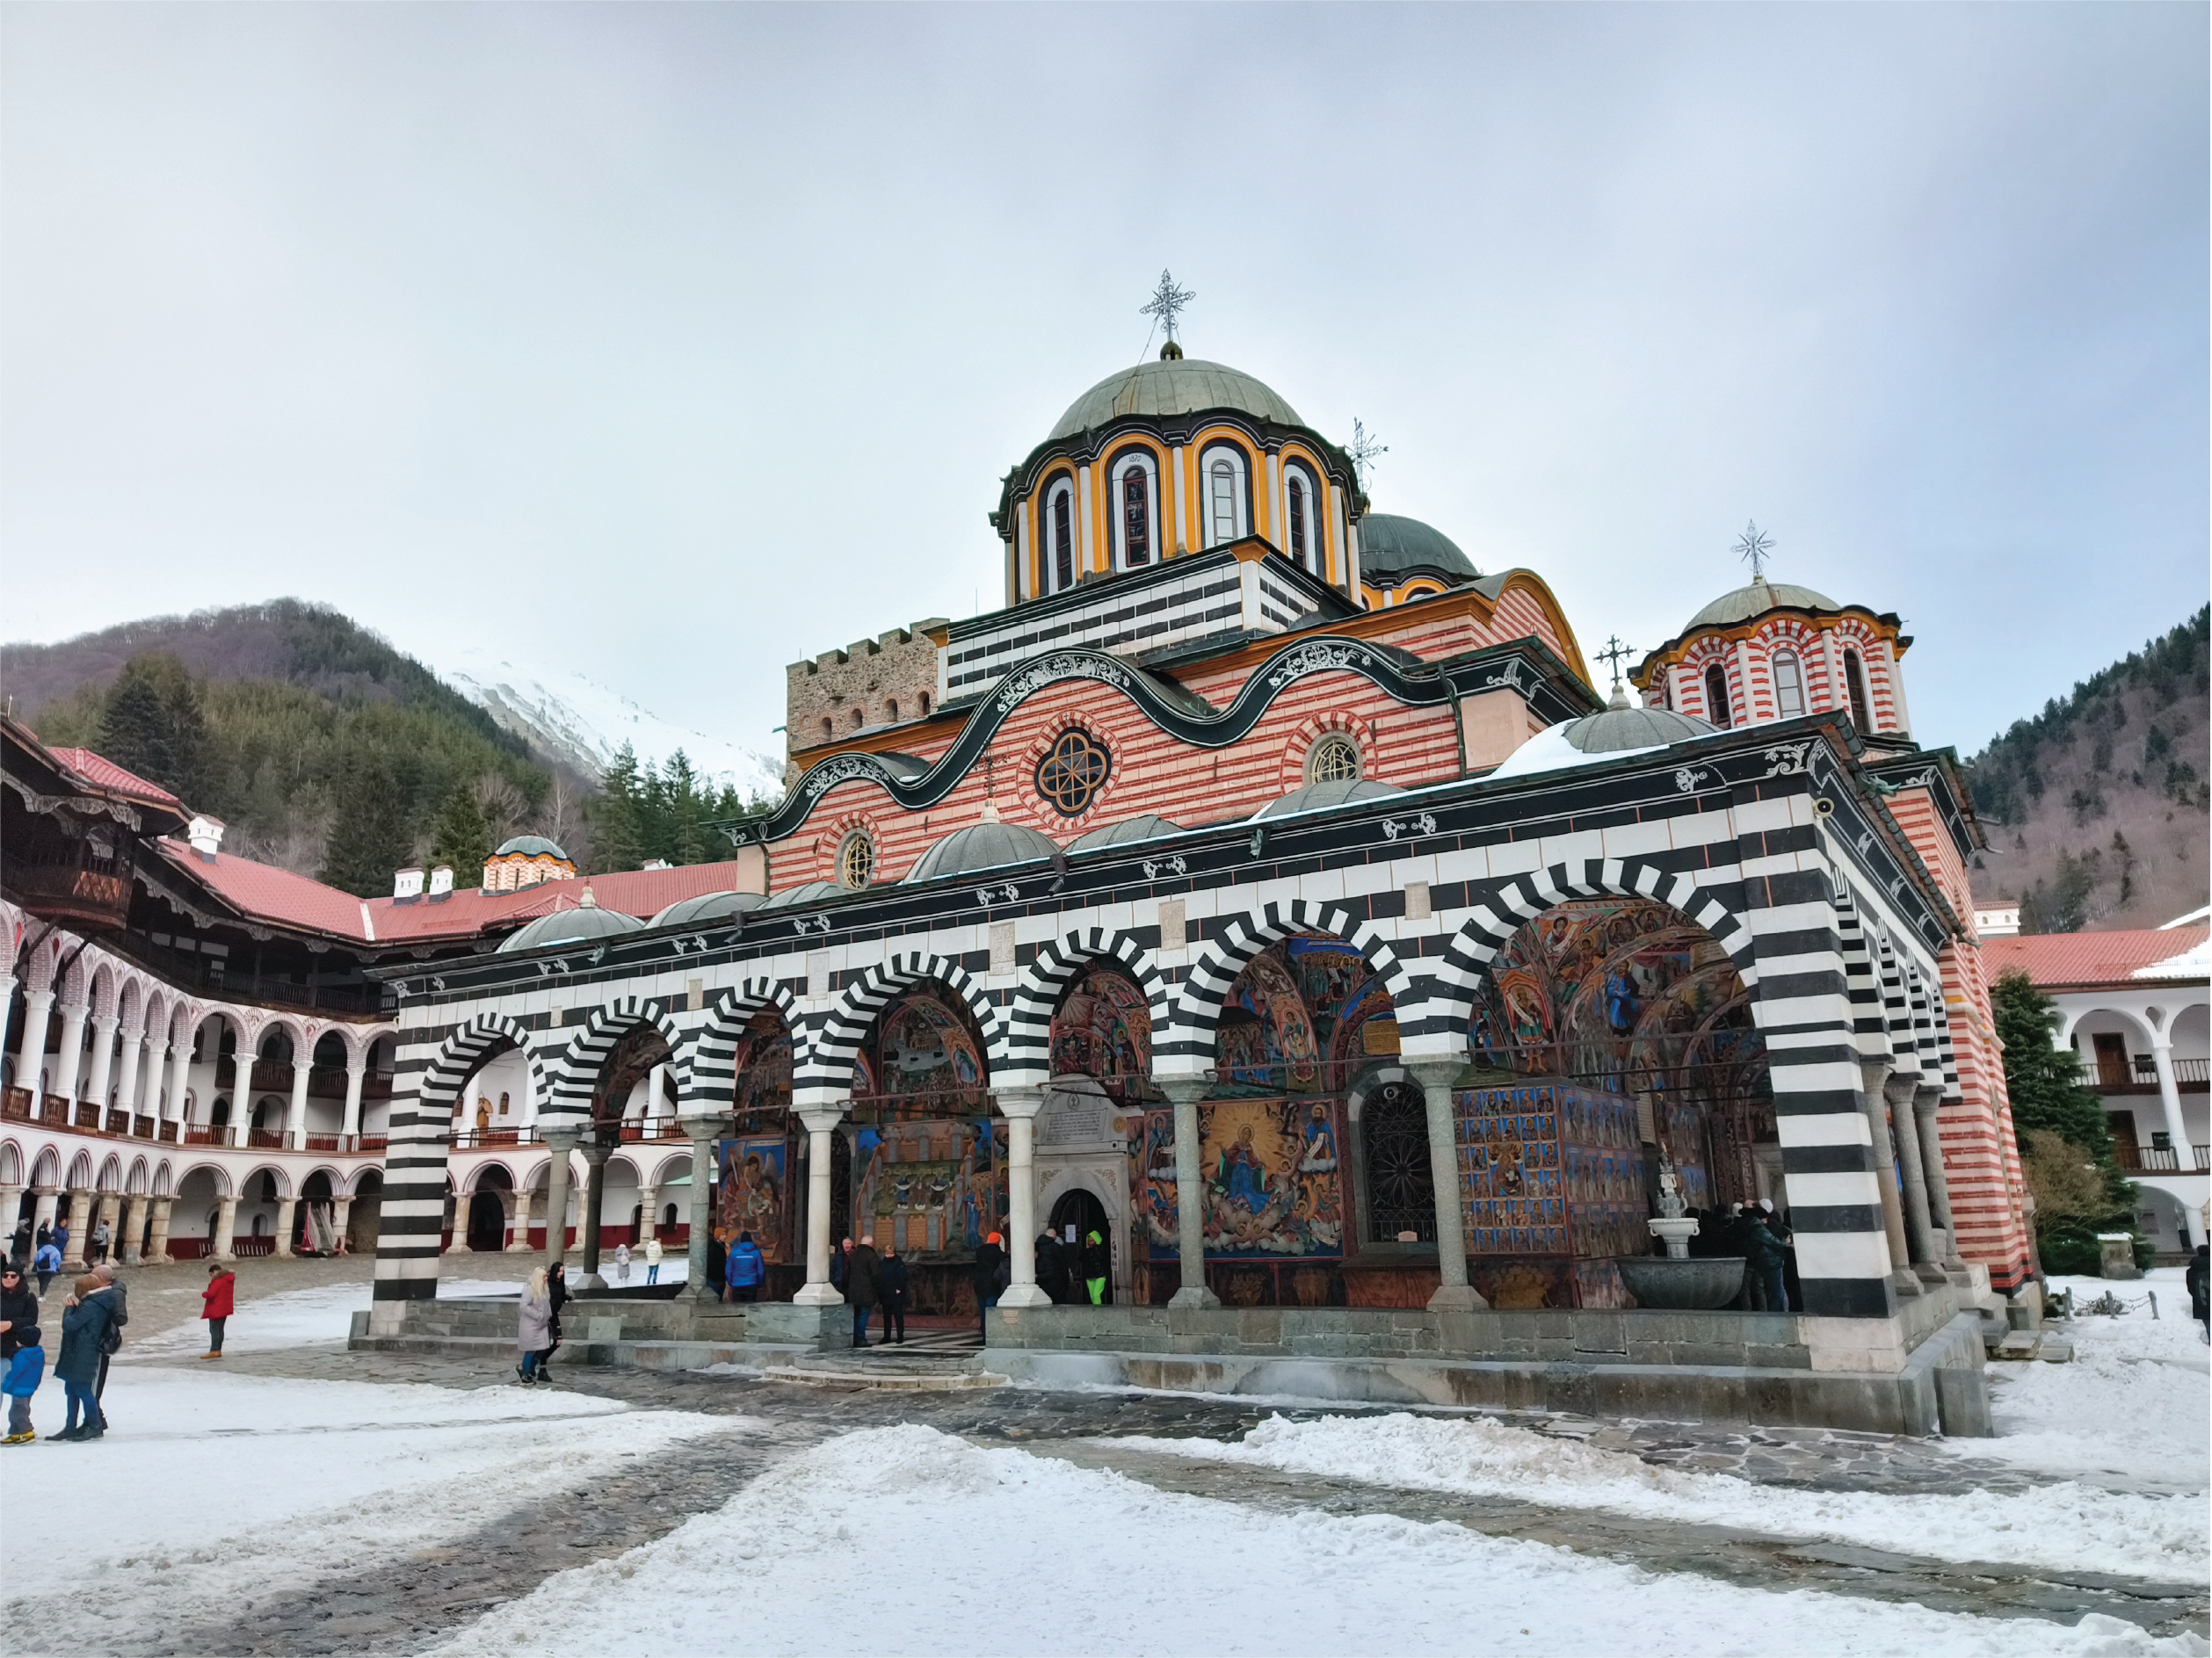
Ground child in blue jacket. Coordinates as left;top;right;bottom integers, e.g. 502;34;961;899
3;1325;45;1444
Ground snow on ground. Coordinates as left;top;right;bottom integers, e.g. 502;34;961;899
1956;1269;2209;1488
1104;1413;2206;1582
1;1365;746;1655
115;1278;519;1358
428;1424;2200;1658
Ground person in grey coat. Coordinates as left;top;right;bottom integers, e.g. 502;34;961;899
516;1268;554;1385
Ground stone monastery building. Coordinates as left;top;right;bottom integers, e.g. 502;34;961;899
2;334;2034;1420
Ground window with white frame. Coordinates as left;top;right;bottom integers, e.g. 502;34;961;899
1771;648;1806;719
1110;451;1157;569
1203;445;1249;547
1044;476;1077;593
837;830;875;891
1305;733;1363;785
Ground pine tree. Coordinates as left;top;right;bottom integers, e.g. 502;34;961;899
1992;967;2136;1272
664;750;708;865
98;652;211;805
318;749;417;896
427;781;493;887
590;744;644;873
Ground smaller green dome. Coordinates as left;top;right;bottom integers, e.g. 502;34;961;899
649;891;765;929
497;899;644;953
904;821;1062;884
1686;576;1838;630
1050;358;1302;442
1358;514;1478;583
1254;779;1404;820
1069;814;1185;852
756;880;844;911
493;834;570;861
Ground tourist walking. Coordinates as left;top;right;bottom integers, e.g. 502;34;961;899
1;1262;42;1444
54;1275;114;1442
200;1262;236;1358
971;1232;1005;1337
877;1245;909;1344
88;1263;127;1430
644;1234;664;1285
1081;1229;1110;1306
847;1234;881;1347
612;1242;631;1285
90;1218;112;1266
544;1263;569;1380
1036;1229;1067;1304
2187;1245;2208;1342
516;1268;555;1384
727;1231;765;1303
33;1238;61;1296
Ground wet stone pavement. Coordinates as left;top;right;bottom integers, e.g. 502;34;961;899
143;1342;2208;1654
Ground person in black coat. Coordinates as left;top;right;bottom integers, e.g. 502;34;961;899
2186;1244;2208;1339
707;1234;729;1299
54;1274;113;1442
544;1262;569;1380
875;1246;910;1345
1035;1231;1067;1304
971;1234;1005;1336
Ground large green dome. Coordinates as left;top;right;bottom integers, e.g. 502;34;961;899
1686;576;1838;630
1050;358;1303;441
497;899;644;953
1358;513;1478;582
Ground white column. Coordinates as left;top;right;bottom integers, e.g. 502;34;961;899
168;1036;194;1126
681;1114;730;1302
146;1197;173;1263
1160;1079;1220;1309
2150;1039;2193;1161
30;1190;59;1238
49;1000;88;1105
0;1184;23;1249
272;1196;296;1257
635;1184;657;1242
286;1057;312;1148
117;1032;149;1125
61;1191;92;1269
506;1187;534;1252
82;1016;118;1121
794;1108;844;1306
15;990;54;1114
214;1195;239;1261
341;1057;367;1142
1411;1059;1484;1311
332;1196;354;1254
647;1063;669;1125
542;1130;577;1271
119;1195;148;1263
996;1089;1048;1308
230;1047;255;1146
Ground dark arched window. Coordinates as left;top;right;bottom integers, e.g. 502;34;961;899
1843;649;1872;730
1703;662;1731;728
1052;485;1076;591
1287;474;1308;568
1121;467;1150;567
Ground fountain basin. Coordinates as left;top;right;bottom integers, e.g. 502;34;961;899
1614;1255;1746;1310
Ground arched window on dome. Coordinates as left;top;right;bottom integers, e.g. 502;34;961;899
1201;444;1250;547
1109;450;1157;570
1283;461;1322;576
1771;648;1806;719
1843;648;1873;730
1703;662;1732;728
1043;475;1077;594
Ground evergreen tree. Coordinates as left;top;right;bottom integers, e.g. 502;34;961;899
318;749;417;896
98;652;211;805
427;780;493;886
590;744;644;873
1991;968;2136;1271
664;750;708;865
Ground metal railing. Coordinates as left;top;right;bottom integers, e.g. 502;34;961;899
2114;1141;2212;1174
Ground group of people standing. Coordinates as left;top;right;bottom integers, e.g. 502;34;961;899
1685;1198;1798;1312
513;1262;570;1384
830;1234;916;1344
0;1256;134;1444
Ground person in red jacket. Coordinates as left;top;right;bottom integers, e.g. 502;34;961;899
200;1263;236;1358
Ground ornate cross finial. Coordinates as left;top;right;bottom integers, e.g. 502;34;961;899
1597;634;1637;685
1140;270;1195;345
1734;519;1775;582
1348;418;1389;492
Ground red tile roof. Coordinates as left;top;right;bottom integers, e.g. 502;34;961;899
1981;926;2210;989
47;747;184;809
155;838;757;946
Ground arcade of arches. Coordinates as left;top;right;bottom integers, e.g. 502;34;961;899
664;904;1786;1315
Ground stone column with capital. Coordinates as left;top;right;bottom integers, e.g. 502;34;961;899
287;1058;313;1149
995;1088;1050;1309
341;1059;368;1144
15;990;54;1117
794;1107;845;1306
167;1039;194;1128
1855;1061;1917;1294
1882;1075;1943;1278
119;1194;148;1263
117;1032;149;1131
681;1112;731;1302
1912;1088;1969;1271
635;1184;658;1243
0;1184;23;1255
230;1049;256;1146
61;1191;93;1269
29;1189;59;1243
575;1140;613;1288
49;1002;89;1107
83;1017;118;1125
1408;1058;1485;1311
541;1130;579;1273
332;1196;354;1255
214;1196;239;1261
507;1188;535;1252
273;1196;297;1258
92;1191;122;1263
1157;1078;1220;1309
146;1197;173;1263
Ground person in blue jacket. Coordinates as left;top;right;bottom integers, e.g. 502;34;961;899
1;1261;42;1444
32;1240;61;1296
54;1273;114;1443
725;1231;766;1303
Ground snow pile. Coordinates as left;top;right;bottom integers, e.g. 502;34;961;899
1107;1413;2207;1582
1962;1269;2210;1488
430;1424;2200;1658
439;646;783;800
0;1368;747;1654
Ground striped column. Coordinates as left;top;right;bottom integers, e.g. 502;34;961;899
1831;889;1911;1289
1738;791;1892;1319
368;1051;453;1329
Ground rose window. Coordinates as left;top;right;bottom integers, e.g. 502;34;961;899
1035;729;1111;816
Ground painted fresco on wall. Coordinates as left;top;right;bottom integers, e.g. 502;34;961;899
1048;967;1152;1100
1139;1097;1345;1260
852;1116;1004;1262
859;988;987;1109
1214;937;1398;1096
1454;1080;1647;1308
714;1136;790;1263
730;1013;792;1133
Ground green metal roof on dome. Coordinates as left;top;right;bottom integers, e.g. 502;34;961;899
1069;814;1185;852
756;880;844;911
1253;778;1404;820
492;834;569;861
1686;576;1838;630
904;821;1062;884
496;897;644;953
1357;513;1479;583
1049;358;1303;442
649;891;765;929
1560;699;1717;754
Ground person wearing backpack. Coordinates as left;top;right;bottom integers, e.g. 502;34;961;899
54;1275;114;1442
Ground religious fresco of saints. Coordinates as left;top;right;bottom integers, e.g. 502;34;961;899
864;989;987;1111
1190;1097;1345;1259
714;1138;788;1263
1048;967;1152;1101
730;1014;794;1133
850;1115;1002;1262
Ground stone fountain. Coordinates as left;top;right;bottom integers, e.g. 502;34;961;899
1614;1155;1746;1311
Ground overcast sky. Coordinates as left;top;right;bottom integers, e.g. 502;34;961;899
5;4;2205;762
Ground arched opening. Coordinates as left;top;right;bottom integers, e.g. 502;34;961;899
297;1169;337;1252
350;1170;384;1254
466;1188;508;1253
1466;896;1772;1308
1049;1187;1113;1305
578;1024;672;1264
1843;648;1872;729
1703;662;1732;728
715;1010;797;1296
1357;1076;1434;1245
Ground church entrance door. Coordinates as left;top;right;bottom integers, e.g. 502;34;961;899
1049;1189;1112;1305
465;1190;506;1253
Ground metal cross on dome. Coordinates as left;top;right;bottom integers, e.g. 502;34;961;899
1348;419;1389;491
1141;270;1196;344
1596;634;1637;684
1735;520;1775;581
